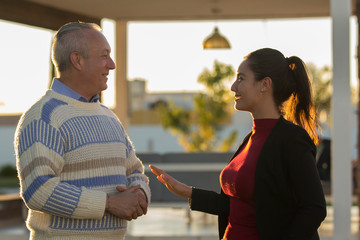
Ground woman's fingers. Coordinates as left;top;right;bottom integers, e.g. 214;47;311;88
157;174;168;185
149;165;172;184
149;165;175;188
149;164;163;176
149;164;192;198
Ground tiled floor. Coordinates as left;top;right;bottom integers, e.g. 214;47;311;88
0;205;358;240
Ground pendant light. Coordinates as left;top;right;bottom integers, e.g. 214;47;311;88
202;7;231;49
202;26;231;49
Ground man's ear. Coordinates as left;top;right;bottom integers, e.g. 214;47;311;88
69;52;83;71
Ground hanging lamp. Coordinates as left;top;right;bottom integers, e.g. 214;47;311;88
202;26;231;49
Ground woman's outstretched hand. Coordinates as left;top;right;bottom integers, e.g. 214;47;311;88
149;164;192;198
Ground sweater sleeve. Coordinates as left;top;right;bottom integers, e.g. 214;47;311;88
283;131;327;239
123;131;151;203
15;118;106;220
126;150;151;203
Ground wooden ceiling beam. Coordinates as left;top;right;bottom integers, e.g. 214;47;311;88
0;0;101;31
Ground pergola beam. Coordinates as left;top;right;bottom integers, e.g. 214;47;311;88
0;0;101;31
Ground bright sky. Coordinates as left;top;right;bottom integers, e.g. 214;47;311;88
0;17;358;113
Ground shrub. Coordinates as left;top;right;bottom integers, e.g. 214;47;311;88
0;164;17;177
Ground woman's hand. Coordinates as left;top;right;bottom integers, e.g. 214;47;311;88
149;164;192;198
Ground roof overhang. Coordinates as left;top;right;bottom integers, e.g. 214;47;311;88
0;0;357;31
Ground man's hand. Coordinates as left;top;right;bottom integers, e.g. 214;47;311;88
116;185;148;215
106;185;148;220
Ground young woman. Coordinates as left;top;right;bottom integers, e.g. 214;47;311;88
150;48;327;240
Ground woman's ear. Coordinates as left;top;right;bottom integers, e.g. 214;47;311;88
260;77;272;92
69;52;83;71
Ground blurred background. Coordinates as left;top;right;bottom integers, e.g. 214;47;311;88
0;0;357;239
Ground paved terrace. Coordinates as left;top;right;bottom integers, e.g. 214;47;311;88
0;152;351;239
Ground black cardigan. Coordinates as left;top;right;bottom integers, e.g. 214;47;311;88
190;117;327;240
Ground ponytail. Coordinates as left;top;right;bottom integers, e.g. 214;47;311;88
283;57;319;145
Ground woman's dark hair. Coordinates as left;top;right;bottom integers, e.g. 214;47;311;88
245;48;318;144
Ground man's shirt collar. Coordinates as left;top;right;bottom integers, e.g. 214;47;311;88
51;78;99;103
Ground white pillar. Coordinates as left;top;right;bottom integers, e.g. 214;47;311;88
114;20;129;129
330;0;352;239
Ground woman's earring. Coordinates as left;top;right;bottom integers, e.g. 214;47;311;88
260;88;264;92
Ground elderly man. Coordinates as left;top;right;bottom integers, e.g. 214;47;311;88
14;22;150;239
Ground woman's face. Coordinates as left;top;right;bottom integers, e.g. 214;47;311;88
230;60;263;113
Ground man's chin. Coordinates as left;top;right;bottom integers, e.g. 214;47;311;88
101;84;108;91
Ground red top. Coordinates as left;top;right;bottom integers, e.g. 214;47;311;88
220;118;279;240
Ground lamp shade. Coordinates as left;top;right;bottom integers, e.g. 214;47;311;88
202;26;231;49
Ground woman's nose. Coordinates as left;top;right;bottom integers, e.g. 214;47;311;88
230;80;237;92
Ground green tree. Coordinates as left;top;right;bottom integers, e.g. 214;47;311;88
307;63;332;124
157;61;237;152
308;63;358;124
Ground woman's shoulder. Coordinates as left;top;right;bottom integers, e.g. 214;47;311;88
277;117;309;135
275;117;315;148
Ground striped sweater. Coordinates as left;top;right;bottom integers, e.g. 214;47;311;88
14;90;151;240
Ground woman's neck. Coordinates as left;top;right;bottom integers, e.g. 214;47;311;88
251;104;280;119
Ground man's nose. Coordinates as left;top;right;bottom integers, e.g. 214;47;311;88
108;57;116;69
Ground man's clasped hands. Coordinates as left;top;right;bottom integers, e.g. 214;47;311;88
105;185;148;221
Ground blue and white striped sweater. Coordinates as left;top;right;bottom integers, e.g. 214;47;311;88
15;90;150;239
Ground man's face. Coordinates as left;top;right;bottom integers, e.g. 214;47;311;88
79;29;116;100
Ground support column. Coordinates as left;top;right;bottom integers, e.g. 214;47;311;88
330;0;352;239
113;21;128;129
356;0;360;235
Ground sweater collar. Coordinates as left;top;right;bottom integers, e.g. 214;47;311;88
252;118;280;132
